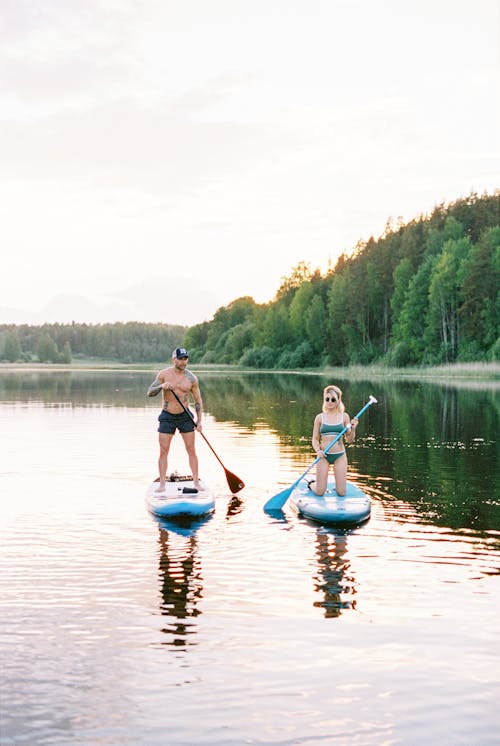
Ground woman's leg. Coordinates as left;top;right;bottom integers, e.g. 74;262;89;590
333;454;348;495
310;457;329;496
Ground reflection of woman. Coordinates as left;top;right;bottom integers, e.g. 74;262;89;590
157;527;203;648
309;385;358;496
313;531;356;618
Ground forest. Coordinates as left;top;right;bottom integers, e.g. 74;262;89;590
185;192;499;367
1;192;498;367
0;322;186;364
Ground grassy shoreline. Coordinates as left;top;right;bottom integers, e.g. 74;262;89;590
0;360;499;381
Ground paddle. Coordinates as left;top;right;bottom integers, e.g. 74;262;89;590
263;395;378;512
168;387;245;494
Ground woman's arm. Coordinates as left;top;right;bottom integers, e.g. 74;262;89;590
344;413;358;443
312;414;322;455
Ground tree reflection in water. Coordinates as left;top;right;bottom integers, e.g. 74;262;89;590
313;531;356;618
156;525;204;649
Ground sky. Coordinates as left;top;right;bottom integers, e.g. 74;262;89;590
1;0;499;327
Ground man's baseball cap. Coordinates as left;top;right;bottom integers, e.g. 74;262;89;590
172;347;189;359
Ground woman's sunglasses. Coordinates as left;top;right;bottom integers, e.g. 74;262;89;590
324;395;338;402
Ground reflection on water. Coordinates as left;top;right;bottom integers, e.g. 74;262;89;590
1;369;499;745
156;526;203;649
313;531;355;617
226;493;244;519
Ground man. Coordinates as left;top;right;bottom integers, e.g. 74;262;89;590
147;347;203;492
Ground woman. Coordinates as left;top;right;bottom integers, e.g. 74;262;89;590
308;385;358;496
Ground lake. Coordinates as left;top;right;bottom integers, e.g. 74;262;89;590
1;369;499;745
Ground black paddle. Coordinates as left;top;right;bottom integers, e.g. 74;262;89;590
168;387;245;494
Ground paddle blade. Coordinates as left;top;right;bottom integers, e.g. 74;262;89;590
225;470;245;494
263;486;293;512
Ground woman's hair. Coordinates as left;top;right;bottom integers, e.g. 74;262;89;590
323;385;345;413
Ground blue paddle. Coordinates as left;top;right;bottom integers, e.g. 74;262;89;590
263;395;377;512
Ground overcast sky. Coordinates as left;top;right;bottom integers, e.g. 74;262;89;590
1;0;499;327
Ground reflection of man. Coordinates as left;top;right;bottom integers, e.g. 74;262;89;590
147;347;203;492
157;528;203;648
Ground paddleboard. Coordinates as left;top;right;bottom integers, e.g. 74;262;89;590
290;478;371;526
146;474;215;519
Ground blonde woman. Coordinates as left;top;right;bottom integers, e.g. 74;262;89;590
308;385;358;496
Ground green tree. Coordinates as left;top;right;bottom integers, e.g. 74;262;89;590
61;341;72;364
184;321;209;359
305;294;327;356
276;261;312;301
391;258;414;324
366;258;389;353
37;333;59;363
262;304;292;350
425;237;471;362
3;331;22;362
289;282;315;343
459;227;500;357
388;254;437;365
326;266;351;365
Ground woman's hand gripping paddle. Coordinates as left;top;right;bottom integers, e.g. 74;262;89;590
169;387;245;494
263;395;377;513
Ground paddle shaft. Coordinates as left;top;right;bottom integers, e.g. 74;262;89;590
167;386;244;492
263;395;377;511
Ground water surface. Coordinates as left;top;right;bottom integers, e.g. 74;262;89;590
1;371;499;745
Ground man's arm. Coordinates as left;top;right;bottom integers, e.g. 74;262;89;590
191;381;203;426
147;375;163;397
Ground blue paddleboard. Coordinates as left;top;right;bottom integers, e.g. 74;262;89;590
290;478;371;526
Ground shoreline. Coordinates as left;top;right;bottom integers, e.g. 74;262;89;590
0;360;499;381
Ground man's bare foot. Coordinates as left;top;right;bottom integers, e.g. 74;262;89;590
193;479;201;490
154;483;166;494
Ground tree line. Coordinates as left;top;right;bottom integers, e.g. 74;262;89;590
0;322;186;363
185;192;499;367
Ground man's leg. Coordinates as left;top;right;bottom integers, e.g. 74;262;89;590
181;431;199;488
156;432;173;492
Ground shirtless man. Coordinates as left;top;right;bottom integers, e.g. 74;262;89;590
147;347;203;492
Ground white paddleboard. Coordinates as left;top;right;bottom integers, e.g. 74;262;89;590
145;475;215;519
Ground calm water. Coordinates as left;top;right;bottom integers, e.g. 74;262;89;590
1;370;499;745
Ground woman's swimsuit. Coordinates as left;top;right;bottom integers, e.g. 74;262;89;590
320;417;345;464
